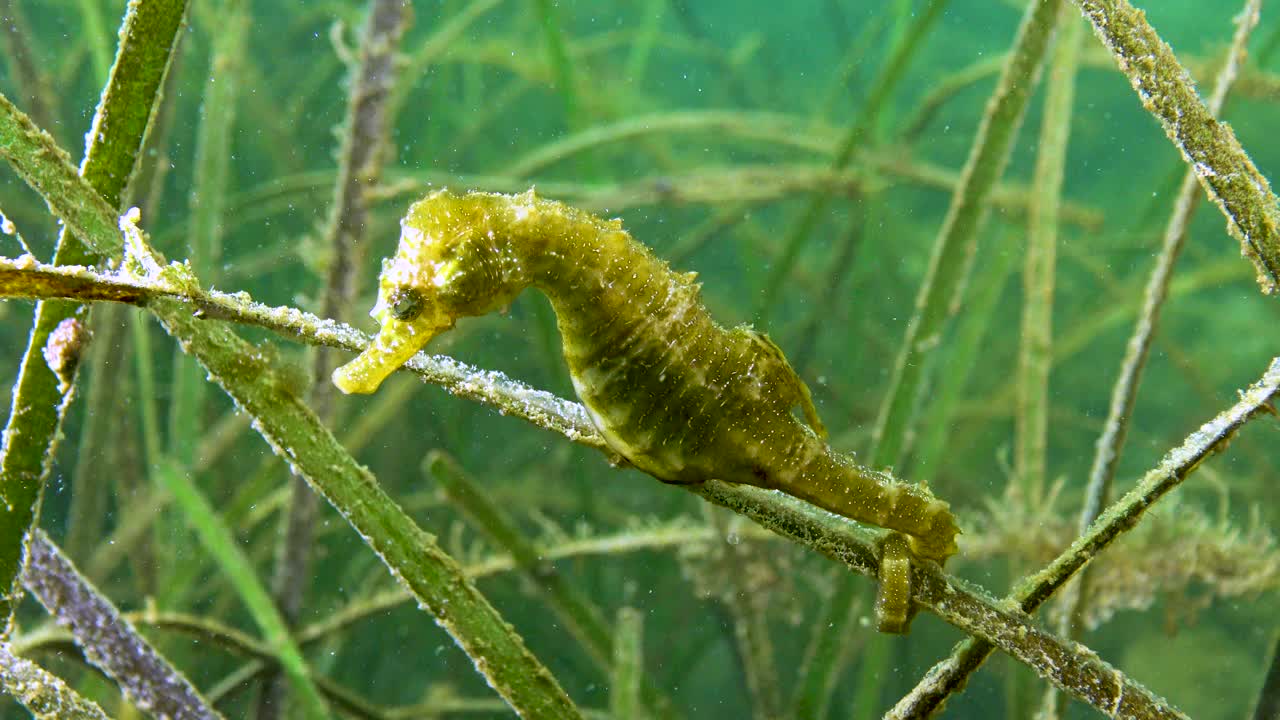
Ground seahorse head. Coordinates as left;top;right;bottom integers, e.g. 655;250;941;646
332;189;534;394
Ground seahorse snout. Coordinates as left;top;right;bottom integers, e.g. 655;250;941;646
332;320;438;394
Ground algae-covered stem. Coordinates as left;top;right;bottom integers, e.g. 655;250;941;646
0;246;1250;717
1073;0;1280;294
0;0;188;629
0;78;581;717
22;530;222;720
332;188;960;630
1060;0;1259;647
261;2;412;717
890;354;1280;718
428;450;683;718
0;640;112;720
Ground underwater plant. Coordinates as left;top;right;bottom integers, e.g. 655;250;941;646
0;1;1276;719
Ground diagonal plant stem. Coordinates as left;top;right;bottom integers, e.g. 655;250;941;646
1069;0;1255;542
610;607;644;720
168;0;246;470
890;355;1280;718
869;0;1063;469
65;303;131;561
427;451;681;719
74;522;732;707
147;298;585;719
534;0;579;129
22;529;222;720
426;453;613;661
0;640;112;720
261;2;410;717
383;0;504;124
0;0;59;138
5;253;1275;718
0;0;188;629
296;520;748;645
789;200;866;376
116;245;331;714
1072;0;1280;294
1254;632;1280;720
1039;5;1260;716
755;0;950;320
816;0;1065;712
910;229;1019;486
0;255;605;453
789;565;863;719
1016;7;1082;509
0;91;584;718
155;450;330;718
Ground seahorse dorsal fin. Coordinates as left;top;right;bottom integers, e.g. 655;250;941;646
740;328;828;440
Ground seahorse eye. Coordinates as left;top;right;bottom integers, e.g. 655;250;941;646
388;286;424;321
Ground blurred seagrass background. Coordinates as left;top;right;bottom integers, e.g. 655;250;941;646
0;1;1279;718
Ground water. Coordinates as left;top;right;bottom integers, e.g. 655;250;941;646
0;1;1277;718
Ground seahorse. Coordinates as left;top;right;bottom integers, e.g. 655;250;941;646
332;189;959;632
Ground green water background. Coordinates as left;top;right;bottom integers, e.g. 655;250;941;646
0;1;1277;718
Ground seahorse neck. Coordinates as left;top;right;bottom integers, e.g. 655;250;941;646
519;217;653;320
